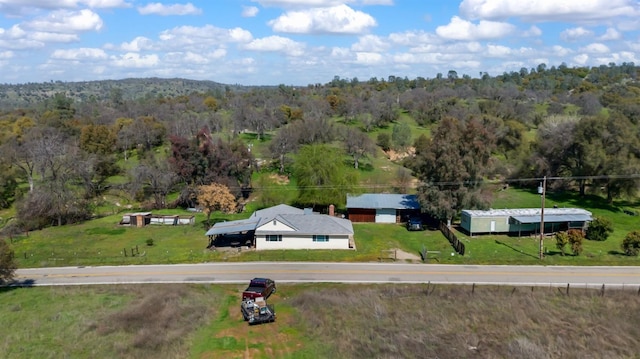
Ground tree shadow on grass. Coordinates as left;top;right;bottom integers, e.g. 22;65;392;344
0;279;35;293
494;240;539;260
544;250;574;257
548;192;621;213
607;250;627;256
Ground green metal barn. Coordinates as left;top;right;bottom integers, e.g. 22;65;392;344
460;208;592;236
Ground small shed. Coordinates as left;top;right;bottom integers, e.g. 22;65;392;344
120;212;195;227
460;208;593;236
346;193;421;223
120;212;152;227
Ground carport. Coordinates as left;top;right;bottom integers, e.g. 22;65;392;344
510;213;593;237
205;218;259;248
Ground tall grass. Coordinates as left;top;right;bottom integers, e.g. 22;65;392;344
289;284;640;359
5;283;638;358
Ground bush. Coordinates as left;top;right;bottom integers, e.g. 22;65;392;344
586;217;613;241
556;230;584;256
622;231;640;256
377;133;391;152
555;231;569;256
567;229;584;256
146;238;154;246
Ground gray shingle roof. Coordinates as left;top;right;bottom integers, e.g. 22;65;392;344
257;214;354;235
205;204;353;236
346;193;420;210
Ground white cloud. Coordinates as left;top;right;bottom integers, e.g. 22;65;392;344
486;44;511;57
598;28;622;41
268;4;376;34
0;51;14;59
351;35;389;52
23;9;103;33
118;36;154;51
51;47;107;59
617;19;640;31
0;0;129;16
0;25;27;39
436;16;515;40
138;2;202;16
388;30;441;46
158;25;253;48
459;0;640;23
523;25;541;37
81;0;130;8
165;51;210;64
580;43;610;54
355;52;383;64
111;53;159;68
560;27;594;42
30;32;79;42
243;36;306;56
242;6;259;17
573;53;590;65
551;45;573;57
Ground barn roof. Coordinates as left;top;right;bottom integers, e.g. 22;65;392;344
346;193;420;210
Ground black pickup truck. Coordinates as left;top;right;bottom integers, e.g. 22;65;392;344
241;278;276;300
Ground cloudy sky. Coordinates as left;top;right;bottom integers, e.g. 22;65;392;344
0;0;639;86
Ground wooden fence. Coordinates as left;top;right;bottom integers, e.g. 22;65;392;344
439;222;465;256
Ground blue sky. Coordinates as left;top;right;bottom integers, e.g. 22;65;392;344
0;0;638;85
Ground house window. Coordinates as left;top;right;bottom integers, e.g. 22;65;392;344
313;235;329;242
266;235;282;242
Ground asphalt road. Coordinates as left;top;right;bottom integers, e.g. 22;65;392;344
13;262;640;288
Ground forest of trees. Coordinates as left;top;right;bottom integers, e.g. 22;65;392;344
0;62;639;233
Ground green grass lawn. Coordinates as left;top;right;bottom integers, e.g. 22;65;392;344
5;187;640;268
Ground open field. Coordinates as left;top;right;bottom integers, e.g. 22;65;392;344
3;186;640;268
2;283;640;358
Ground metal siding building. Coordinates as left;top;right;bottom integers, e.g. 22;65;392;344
346;193;421;223
461;208;592;236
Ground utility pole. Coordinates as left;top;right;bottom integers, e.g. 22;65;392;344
539;176;546;260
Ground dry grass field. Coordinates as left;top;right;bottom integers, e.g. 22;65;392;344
2;283;640;358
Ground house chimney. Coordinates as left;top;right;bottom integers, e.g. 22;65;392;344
329;204;335;216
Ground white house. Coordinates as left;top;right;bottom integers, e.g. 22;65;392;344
205;204;355;250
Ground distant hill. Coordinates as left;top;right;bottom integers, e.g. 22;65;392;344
0;78;256;109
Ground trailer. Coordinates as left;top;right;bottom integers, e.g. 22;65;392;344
240;297;276;325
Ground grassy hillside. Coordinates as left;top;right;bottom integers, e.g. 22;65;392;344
2;283;639;358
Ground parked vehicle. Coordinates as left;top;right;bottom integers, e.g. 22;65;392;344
240;297;276;325
406;217;424;231
242;278;276;300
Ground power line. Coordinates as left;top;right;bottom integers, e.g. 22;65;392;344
247;173;640;191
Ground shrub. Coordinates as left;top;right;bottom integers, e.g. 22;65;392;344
146;238;154;246
555;231;569;256
377;133;391;152
586;217;613;241
622;231;640;256
567;229;584;256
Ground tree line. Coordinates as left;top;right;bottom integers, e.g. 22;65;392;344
0;62;638;237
